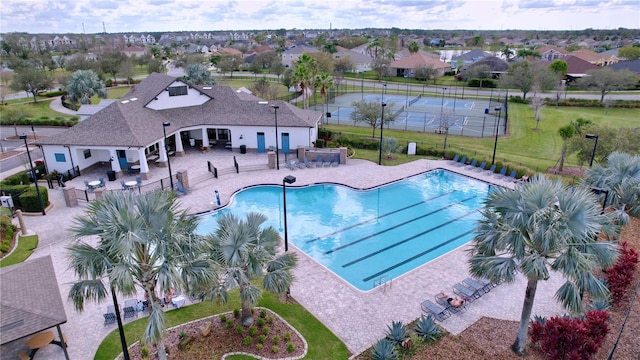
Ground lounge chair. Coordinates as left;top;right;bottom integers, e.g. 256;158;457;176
103;306;116;326
123;299;137;320
462;278;489;295
294;158;305;169
449;154;460;164
475;161;487;172
464;159;477;170
465;277;494;293
495;166;507;178
485;164;496;174
316;155;324;167
286;159;297;170
330;154;340;167
303;156;313;168
454;156;467;167
420;299;451;321
323;155;332;167
453;283;481;302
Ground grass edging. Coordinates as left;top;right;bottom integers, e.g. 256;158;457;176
0;233;38;268
94;291;349;360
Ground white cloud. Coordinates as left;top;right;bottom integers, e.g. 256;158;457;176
0;0;637;34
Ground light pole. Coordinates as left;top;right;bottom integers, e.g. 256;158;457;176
586;134;599;167
491;107;502;166
162;122;174;190
378;102;387;165
439;87;447;124
360;71;364;100
404;71;409;108
20;134;45;215
273;105;280;170
282;175;296;252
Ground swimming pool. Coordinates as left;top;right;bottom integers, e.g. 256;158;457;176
195;169;490;291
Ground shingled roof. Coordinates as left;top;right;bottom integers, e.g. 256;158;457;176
39;73;321;147
0;256;67;344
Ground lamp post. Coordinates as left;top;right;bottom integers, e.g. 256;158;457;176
439;87;447;128
591;187;610;214
586;134;599;167
273;105;280;170
491;107;502;166
378;102;387;165
404;71;409;108
282;175;296;252
360;72;364;100
162;122;174;190
20;134;45;215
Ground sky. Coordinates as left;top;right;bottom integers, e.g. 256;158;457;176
1;0;639;34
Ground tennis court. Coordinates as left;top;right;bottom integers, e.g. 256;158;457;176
324;92;507;138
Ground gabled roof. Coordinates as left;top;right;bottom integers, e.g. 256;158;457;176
0;256;67;344
451;49;491;62
534;45;569;56
389;53;449;70
563;55;600;74
467;56;510;72
38;73;321;147
608;59;640;74
570;49;606;63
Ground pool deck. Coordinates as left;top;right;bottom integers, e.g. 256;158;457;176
2;149;566;359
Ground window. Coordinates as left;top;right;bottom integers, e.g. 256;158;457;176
54;153;66;162
168;86;188;97
83;149;91;159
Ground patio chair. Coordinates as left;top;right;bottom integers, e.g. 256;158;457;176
485;164;496;174
420;299;451;321
120;180;128;190
453;283;481;302
98;177;105;187
176;181;191;194
294;158;306;169
303;156;313;168
504;170;517;182
323;155;332;167
135;176;142;187
123;299;137;320
316;155;324;168
464;159;477;170
103;306;116;326
462;278;489;295
465;277;495;293
495;166;507;178
285;158;297;170
448;154;460;164
331;154;340;167
475;161;487;172
454;156;467;167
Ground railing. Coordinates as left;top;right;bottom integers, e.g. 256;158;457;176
233;156;239;174
373;275;392;292
207;161;218;178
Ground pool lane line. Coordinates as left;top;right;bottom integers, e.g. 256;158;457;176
305;190;456;244
324;195;477;255
361;228;476;282
342;209;478;268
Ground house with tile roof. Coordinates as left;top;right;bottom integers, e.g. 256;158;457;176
534;45;569;61
570;49;620;66
38;73;322;180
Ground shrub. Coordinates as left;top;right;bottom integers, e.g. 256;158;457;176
257;334;266;344
259;309;267;318
284;331;291;341
271;345;279;353
272;335;280;344
256;343;263;350
370;338;397;360
248;326;257;337
413;314;441;342
235;325;243;335
262;326;269;335
226;319;234;329
233;308;240;318
243;336;252;346
256;317;265;327
529;310;610;360
140;345;149;357
286;342;295;353
316;139;325;148
605;241;639;302
267;316;274;324
220;314;227;323
385;320;409;347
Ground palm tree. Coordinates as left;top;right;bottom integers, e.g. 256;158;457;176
292;53;317;109
67;190;211;360
556;125;574;172
468;176;620;355
408;40;420;54
501;45;515;61
315;72;334;123
200;212;297;326
66;69;107;105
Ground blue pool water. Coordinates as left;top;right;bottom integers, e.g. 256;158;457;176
195;169;491;291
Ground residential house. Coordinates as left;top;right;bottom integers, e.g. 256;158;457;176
450;49;492;70
534;45;570;61
37;73;322;180
281;45;319;67
608;59;640;77
463;56;510;77
557;56;599;83
387;53;449;77
122;45;147;58
571;49;620;66
332;48;373;73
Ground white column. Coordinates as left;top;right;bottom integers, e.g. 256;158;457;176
159;139;167;161
174;133;184;153
110;149;121;172
201;128;209;148
138;148;149;173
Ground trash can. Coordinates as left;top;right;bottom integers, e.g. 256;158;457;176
240;145;247;154
484;108;489;114
107;170;116;181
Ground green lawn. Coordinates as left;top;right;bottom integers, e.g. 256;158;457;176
0;234;38;268
95;290;348;360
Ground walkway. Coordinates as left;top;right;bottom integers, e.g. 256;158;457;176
1;152;567;359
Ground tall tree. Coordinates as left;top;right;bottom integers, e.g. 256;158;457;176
184;64;215;85
500;61;558;101
315;71;334;121
199;212;297;326
548;59;568;79
501;45;515;61
408;41;420;54
576;68;638;103
67;190;211;360
350;100;397;137
292;53;318;109
66;69;107;105
469;176;620;355
10;67;53;103
617;45;640;60
98;51;127;85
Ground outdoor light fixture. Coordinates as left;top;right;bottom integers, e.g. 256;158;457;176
586;134;599;167
20;134;45;215
491;107;502;166
162;122;174;190
272;105;280;170
378;103;387;165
